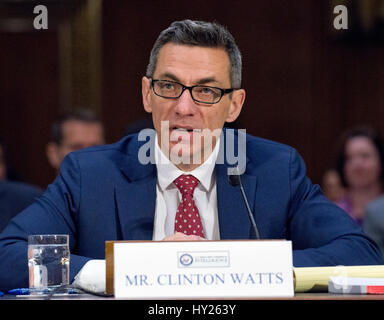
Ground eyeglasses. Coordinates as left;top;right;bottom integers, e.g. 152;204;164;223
150;79;235;105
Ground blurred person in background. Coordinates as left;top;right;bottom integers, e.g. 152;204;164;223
46;109;105;173
335;127;384;226
0;139;43;231
321;168;345;202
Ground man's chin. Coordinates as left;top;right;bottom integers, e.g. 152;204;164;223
167;143;205;167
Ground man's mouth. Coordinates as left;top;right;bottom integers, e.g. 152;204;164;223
171;126;201;133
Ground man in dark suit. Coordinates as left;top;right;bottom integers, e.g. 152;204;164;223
0;20;382;292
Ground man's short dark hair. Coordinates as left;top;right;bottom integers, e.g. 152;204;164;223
146;20;242;88
51;109;102;144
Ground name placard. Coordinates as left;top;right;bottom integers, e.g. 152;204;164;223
107;240;294;298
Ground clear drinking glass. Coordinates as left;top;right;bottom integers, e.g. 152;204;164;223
28;234;70;293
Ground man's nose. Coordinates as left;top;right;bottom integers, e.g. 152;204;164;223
174;89;197;116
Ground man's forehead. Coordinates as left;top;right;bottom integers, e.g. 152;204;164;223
154;43;231;84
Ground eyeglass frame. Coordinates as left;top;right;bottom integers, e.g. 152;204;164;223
149;78;237;105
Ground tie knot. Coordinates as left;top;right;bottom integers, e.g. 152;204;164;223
173;174;199;195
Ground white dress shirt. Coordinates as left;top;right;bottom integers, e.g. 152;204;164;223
73;135;221;293
153;134;220;240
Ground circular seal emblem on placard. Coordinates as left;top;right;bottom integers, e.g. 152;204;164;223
179;254;193;266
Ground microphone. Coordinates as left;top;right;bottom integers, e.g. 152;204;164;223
228;168;261;239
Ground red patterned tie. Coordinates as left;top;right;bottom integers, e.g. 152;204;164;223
173;174;204;237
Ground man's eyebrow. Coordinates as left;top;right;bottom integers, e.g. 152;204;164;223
158;72;180;82
158;73;219;85
195;77;219;85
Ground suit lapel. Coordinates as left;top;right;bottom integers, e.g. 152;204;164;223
114;131;157;240
215;128;258;239
216;163;258;239
114;173;156;240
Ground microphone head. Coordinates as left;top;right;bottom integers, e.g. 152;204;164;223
228;174;241;186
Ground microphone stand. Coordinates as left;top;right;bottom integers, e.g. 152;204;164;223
228;168;261;239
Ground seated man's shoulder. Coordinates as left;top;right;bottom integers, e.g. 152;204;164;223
245;133;295;160
240;133;301;177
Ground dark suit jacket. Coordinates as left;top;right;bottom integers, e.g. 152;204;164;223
0;180;43;232
0;129;382;290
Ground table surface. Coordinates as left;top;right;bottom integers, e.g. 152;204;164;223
2;292;384;300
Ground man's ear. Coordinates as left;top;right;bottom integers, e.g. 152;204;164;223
226;89;246;123
142;76;152;113
46;142;61;170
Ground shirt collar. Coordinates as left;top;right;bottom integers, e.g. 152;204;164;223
155;134;220;192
